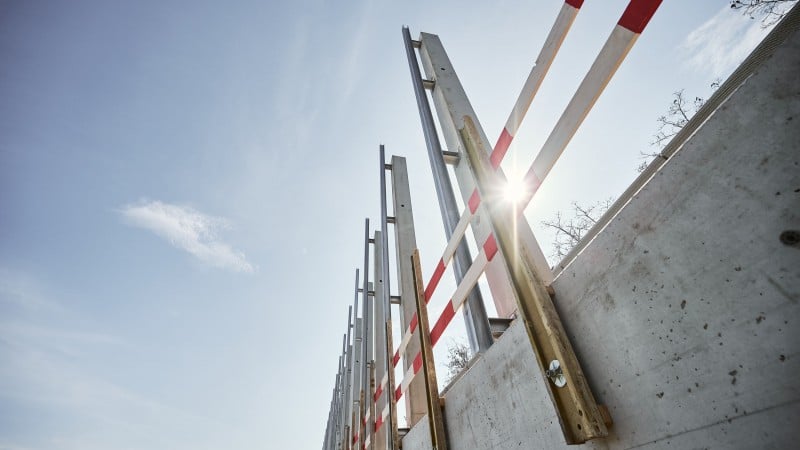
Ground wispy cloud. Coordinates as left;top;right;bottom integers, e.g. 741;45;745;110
681;4;791;77
119;200;254;273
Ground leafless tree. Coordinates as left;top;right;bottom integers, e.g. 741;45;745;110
730;0;797;27
651;89;708;148
540;198;613;261
443;339;471;383
639;80;721;172
541;2;795;258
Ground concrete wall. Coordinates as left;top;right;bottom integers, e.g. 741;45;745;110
403;13;800;450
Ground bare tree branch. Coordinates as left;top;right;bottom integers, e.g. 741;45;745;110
541;199;613;262
730;0;797;27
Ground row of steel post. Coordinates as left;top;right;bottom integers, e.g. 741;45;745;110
322;151;399;450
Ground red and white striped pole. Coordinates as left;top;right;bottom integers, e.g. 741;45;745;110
518;0;663;207
490;0;585;169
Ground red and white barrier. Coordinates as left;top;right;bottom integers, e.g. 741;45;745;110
367;2;662;442
490;0;585;169
518;0;662;209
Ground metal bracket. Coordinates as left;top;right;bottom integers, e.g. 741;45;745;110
422;79;435;90
442;150;460;165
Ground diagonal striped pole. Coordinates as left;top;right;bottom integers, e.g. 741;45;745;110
518;0;663;208
490;0;585;168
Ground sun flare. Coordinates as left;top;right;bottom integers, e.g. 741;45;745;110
503;177;528;205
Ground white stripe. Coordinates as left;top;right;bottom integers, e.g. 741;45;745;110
450;247;489;311
395;322;415;365
381;403;390;421
520;25;639;210
376;373;388;397
504;2;580;136
398;361;416;399
442;206;473;264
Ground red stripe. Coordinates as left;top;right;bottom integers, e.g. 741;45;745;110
483;234;498;262
395;384;403;402
374;416;383;432
392;350;401;367
468;188;481;214
565;0;584;8
490;128;512;169
373;385;383;403
617;0;662;34
430;302;456;347
412;351;423;374
424;259;446;303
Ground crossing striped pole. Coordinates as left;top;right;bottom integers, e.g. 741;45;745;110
490;0;585;168
518;0;663;208
372;234;500;436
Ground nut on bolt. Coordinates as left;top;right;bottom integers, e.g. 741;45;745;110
546;360;567;387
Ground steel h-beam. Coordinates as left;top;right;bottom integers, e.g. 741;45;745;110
373;230;391;450
402;27;494;354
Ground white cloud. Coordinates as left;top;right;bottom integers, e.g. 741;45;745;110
681;4;792;77
119;200;254;273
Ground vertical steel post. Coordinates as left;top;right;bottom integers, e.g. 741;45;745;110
390;154;427;426
343;307;354;449
416;30;555;317
362;221;373;395
379;147;400;450
352;318;364;448
373;230;389;450
379;145;392;328
337;334;347;449
364;282;376;450
402;26;493;354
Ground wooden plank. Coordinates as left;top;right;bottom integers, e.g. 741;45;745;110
460;116;608;444
411;250;449;450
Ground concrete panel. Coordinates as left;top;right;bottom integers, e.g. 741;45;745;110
402;15;800;450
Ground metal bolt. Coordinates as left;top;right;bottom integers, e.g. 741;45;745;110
545;360;567;387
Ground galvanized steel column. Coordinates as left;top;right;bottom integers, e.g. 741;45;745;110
372;230;389;450
402;26;494;354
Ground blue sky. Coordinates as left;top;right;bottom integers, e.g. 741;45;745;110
0;1;790;448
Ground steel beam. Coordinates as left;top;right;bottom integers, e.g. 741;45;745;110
403;26;493;354
373;230;389;450
416;31;553;318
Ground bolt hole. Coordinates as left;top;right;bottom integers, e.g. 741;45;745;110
577;423;582;431
578;409;583;417
780;230;800;246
